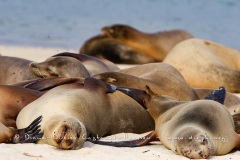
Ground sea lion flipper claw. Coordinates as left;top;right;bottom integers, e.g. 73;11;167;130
13;116;43;143
204;86;226;104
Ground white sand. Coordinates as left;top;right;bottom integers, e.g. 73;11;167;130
0;45;240;160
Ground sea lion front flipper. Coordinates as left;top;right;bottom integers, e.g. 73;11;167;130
204;87;226;104
23;77;84;91
84;78;117;93
88;131;157;147
12;116;44;143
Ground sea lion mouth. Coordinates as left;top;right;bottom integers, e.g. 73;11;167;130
29;63;46;78
55;125;75;149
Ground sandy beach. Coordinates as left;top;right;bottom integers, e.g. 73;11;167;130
0;45;240;160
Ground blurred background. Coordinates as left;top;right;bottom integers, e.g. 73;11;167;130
0;0;239;50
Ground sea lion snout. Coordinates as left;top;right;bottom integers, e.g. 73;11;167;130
53;119;86;150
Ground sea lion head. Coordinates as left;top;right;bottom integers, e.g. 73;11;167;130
173;127;214;159
44;116;87;150
101;24;136;39
29;56;90;78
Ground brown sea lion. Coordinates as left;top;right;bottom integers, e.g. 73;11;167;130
93;63;240;112
0;56;38;84
0;85;43;127
163;38;240;92
30;52;119;77
91;86;240;159
79;34;155;64
16;78;154;150
93;63;197;101
101;24;193;62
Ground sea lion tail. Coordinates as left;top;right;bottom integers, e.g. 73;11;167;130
88;131;157;147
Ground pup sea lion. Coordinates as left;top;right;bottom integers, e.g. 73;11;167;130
163;38;240;92
0;116;43;143
0;85;43;127
16;78;154;150
102;24;193;62
80;34;155;64
30;52;119;77
91;86;240;159
0;56;38;84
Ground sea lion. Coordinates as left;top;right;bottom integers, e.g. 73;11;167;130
30;52;119;77
93;63;240;112
163;38;240;92
91;86;240;159
0;116;43;143
0;85;43;127
80;34;155;64
0;55;38;84
93;63;197;101
16;78;154;150
101;24;193;62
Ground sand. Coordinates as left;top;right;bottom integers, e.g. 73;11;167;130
0;44;240;160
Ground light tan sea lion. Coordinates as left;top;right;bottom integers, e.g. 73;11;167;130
93;63;197;101
80;34;155;64
91;86;240;159
93;63;240;112
101;24;193;62
30;52;119;77
0;56;38;84
163;38;240;92
0;85;43;127
16;78;154;150
0;116;43;143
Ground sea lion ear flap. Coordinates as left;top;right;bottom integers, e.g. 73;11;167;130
204;86;226;104
145;85;156;97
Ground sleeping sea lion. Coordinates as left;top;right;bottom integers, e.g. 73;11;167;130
16;78;154;150
79;34;155;64
0;56;38;84
93;63;240;112
0;85;43;127
163;38;240;92
30;52;119;77
101;24;193;62
90;86;240;159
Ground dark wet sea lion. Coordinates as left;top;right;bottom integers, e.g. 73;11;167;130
102;24;193;61
16;78;154;150
80;34;155;64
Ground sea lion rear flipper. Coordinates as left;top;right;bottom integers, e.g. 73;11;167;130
12;116;44;143
88;131;157;147
204;87;226;104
